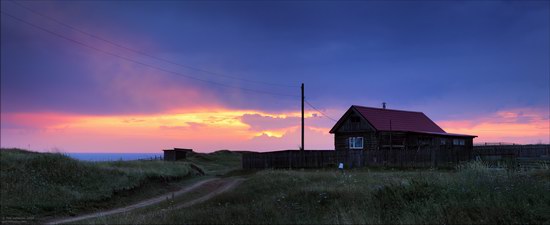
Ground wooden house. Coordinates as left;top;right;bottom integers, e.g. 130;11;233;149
329;105;476;151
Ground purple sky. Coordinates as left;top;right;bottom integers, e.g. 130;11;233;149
1;1;549;152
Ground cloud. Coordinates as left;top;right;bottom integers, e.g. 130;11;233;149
0;108;337;152
2;1;547;153
3;102;546;153
438;107;549;144
245;126;333;151
240;113;299;131
238;111;336;138
0;112;75;130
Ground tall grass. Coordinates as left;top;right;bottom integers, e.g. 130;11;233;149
89;163;550;224
0;148;197;219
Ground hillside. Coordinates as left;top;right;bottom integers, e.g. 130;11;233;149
0;148;223;222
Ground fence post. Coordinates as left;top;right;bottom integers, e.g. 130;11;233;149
241;154;248;169
288;151;292;169
431;147;436;168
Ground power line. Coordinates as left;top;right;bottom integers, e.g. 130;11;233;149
1;11;300;98
8;0;298;88
305;99;337;121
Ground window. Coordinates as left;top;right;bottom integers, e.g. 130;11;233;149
419;137;432;146
349;137;364;149
350;116;360;123
453;139;465;146
440;139;447;145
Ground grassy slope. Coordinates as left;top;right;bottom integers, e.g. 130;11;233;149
0;148;203;220
185;150;242;176
88;162;550;224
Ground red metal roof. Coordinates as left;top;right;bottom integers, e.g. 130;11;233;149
329;105;477;137
353;105;445;133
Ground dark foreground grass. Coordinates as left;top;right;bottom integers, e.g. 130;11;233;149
87;162;550;224
0;148;202;220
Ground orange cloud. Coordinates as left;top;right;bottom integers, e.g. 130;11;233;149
240;113;323;138
247;126;333;151
438;108;549;144
3;106;546;153
0;108;333;152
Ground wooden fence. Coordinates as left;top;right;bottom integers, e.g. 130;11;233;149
472;144;549;168
242;145;550;169
242;148;471;169
473;144;549;158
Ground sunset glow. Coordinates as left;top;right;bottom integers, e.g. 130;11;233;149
1;109;333;152
1;1;548;152
438;108;549;144
2;106;548;152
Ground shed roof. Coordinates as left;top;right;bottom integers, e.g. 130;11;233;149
329;105;476;137
163;148;193;152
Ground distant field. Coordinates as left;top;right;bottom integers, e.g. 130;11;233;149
0;148;241;223
86;162;550;224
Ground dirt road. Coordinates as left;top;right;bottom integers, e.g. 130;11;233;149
47;177;245;224
173;177;245;209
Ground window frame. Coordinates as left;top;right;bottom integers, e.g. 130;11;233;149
453;139;465;146
349;137;364;149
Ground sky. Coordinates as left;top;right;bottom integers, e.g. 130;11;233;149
1;1;549;153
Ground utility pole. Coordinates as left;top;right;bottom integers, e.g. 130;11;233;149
389;120;393;151
301;83;304;151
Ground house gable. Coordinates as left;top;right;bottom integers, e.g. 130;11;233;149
330;107;376;133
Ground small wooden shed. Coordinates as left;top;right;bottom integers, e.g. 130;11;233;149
163;148;193;161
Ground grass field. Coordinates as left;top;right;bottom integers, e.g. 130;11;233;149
3;148;549;224
85;161;550;224
0;148;240;222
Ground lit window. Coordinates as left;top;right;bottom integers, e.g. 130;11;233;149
349;137;364;149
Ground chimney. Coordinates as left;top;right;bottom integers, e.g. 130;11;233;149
382;102;386;109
